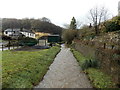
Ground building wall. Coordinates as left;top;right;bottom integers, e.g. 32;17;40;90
35;32;50;39
4;29;35;38
4;31;14;36
21;32;35;38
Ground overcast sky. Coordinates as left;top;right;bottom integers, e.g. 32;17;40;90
0;0;120;27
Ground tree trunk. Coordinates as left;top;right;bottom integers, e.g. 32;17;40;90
95;25;98;35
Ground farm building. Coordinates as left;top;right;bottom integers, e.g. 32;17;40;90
38;35;61;46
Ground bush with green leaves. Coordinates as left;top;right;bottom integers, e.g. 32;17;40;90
19;37;38;46
2;35;12;40
105;16;120;32
81;59;99;70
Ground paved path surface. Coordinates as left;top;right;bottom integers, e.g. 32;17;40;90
34;45;92;88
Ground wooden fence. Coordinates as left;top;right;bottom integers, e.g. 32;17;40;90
0;40;21;51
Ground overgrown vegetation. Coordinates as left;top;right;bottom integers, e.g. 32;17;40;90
62;16;119;43
62;30;77;44
104;16;120;32
2;46;60;88
71;48;116;88
61;5;120;88
71;48;98;70
77;25;95;40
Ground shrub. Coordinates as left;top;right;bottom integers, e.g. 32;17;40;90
62;30;78;44
19;37;38;46
78;25;95;40
2;35;12;40
105;16;120;32
105;21;120;32
82;59;99;70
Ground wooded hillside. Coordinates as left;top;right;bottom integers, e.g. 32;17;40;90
2;18;63;35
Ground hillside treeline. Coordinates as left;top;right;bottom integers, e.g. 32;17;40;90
2;17;62;34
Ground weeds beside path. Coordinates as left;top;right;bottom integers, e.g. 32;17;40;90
71;48;116;88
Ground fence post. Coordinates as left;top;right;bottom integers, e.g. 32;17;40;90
2;44;3;51
8;40;10;50
13;41;14;49
104;43;106;49
111;45;114;49
17;39;19;48
45;39;47;46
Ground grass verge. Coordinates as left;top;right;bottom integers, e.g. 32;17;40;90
71;48;87;67
2;46;60;88
85;68;115;88
71;48;98;70
71;48;116;88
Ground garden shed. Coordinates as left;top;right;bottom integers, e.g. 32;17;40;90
47;35;60;43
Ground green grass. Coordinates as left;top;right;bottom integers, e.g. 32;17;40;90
0;40;2;43
85;68;116;88
71;48;98;70
71;48;87;66
2;46;60;88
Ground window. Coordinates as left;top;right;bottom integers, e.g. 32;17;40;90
5;31;8;34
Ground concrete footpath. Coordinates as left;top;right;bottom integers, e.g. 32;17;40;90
34;45;93;88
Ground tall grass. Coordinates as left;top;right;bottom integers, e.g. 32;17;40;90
2;46;60;88
71;48;116;88
71;48;98;70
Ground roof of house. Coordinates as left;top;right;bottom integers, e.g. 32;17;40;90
4;29;20;32
21;29;35;34
4;28;35;34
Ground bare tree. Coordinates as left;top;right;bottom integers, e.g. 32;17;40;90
88;6;109;35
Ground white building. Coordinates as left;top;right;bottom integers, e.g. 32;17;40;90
4;29;21;37
4;28;35;38
21;29;35;38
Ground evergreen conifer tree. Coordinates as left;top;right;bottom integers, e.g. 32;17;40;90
70;17;76;30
